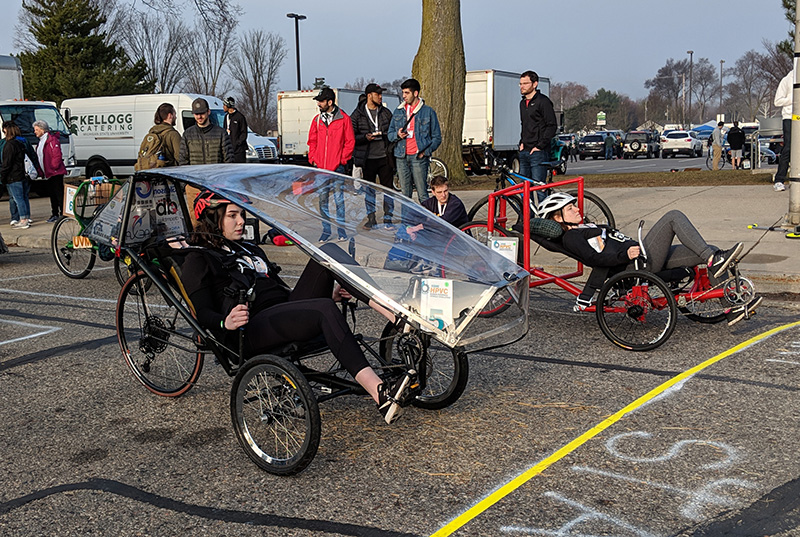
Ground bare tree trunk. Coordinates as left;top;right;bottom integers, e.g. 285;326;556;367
412;0;466;184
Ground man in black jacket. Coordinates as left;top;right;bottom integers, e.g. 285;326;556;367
223;97;248;163
179;98;234;166
351;83;395;229
727;121;746;170
519;70;557;186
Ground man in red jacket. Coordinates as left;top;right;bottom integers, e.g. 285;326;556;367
308;87;355;242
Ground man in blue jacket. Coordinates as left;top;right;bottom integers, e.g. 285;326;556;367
388;78;441;217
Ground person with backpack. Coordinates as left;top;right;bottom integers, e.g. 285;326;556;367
2;121;34;229
727;121;746;170
135;103;181;171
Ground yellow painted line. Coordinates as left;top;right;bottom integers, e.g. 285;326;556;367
430;320;800;537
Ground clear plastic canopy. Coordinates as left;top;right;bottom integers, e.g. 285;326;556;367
86;164;529;350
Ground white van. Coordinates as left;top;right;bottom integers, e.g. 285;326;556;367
61;93;277;178
0;100;80;195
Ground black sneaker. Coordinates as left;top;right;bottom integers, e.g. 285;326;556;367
362;213;377;230
709;242;744;279
376;369;418;425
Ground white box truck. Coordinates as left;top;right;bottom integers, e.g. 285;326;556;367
276;88;400;165
0;55;24;101
461;69;549;174
61;93;277;178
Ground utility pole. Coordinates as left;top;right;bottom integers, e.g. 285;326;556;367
787;8;800;225
719;59;725;117
687;50;693;126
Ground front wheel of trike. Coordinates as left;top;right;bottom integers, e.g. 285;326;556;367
116;271;204;396
596;270;677;352
230;355;321;475
51;216;96;279
379;322;469;410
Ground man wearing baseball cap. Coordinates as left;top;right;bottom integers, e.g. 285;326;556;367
351;83;395;229
179;97;234;166
222;97;249;163
308;87;354;242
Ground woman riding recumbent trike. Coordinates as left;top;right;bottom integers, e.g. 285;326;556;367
461;177;760;351
85;164;529;475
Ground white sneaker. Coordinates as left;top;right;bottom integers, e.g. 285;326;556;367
9;220;18;226
774;182;786;192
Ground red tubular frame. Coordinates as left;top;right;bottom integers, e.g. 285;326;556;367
486;176;587;293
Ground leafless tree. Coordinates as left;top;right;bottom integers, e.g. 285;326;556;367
181;17;236;96
550;81;590;112
228;29;287;134
689;58;718;123
725;50;772;121
115;8;190;93
137;0;240;32
645;58;689;123
344;77;407;98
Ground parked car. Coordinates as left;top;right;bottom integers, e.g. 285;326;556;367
577;134;606;160
660;130;703;158
623;130;659;159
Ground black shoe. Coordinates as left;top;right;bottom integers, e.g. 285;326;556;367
376;369;418;425
709;242;744;279
362;213;377;230
46;215;60;223
318;232;331;243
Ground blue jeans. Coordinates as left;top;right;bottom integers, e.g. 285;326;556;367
397;154;430;202
518;149;547;184
605;145;614;160
518;148;548;202
7;180;31;220
319;165;347;239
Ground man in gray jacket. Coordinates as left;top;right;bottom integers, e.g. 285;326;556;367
179;98;234;165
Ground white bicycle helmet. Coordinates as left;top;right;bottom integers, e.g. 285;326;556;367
537;192;577;219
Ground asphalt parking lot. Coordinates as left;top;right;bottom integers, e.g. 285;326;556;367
1;248;799;537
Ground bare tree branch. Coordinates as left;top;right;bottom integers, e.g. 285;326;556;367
228;29;287;133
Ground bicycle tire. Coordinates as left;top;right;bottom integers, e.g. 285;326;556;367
116;271;204;397
706;152;726;170
596;270;677;351
230;355;320;475
429;157;448;180
466;194;525;230
51;216;96;279
379;322;468;410
564;190;615;228
447;221;517;317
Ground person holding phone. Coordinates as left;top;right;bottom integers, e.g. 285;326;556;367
351;83;395;229
388;78;441;217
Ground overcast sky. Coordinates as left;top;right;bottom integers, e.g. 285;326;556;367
0;0;791;100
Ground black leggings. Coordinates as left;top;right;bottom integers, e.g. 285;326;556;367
243;247;372;377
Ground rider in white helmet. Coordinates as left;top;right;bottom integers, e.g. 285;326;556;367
537;192;759;325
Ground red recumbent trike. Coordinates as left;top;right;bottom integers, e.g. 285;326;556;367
460;177;756;351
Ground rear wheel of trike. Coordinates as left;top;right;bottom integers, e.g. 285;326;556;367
596;270;677;351
51;216;96;279
379;322;469;410
230;355;321;475
116;271;204;396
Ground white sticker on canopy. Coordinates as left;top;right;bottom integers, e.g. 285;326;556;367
490;237;518;263
420;278;453;330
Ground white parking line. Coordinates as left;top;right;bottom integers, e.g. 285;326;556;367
0;318;61;347
766;359;800;365
0;288;117;304
0;266;113;283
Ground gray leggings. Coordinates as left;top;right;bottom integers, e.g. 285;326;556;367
642;210;717;273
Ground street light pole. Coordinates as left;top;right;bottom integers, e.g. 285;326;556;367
687;50;693;126
286;13;306;90
719;59;725;117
